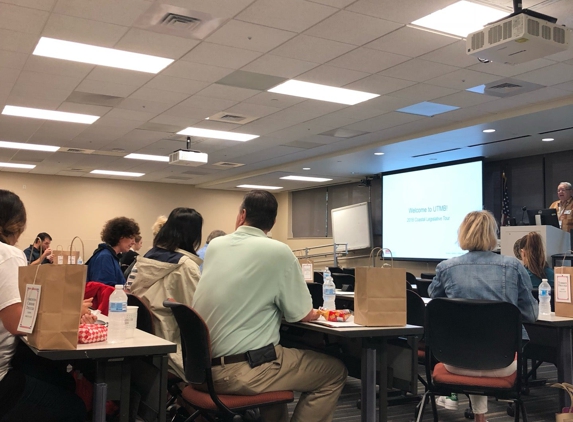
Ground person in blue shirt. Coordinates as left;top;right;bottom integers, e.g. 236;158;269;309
520;232;555;288
86;217;140;286
196;229;226;272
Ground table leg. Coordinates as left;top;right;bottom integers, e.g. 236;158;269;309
158;355;169;422
361;344;377;422
119;361;131;422
378;339;388;422
93;382;107;422
557;327;573;409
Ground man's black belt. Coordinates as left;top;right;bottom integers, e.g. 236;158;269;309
211;353;248;366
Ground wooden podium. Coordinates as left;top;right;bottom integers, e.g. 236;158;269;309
500;226;571;268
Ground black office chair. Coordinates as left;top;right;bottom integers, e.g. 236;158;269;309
406;272;417;285
420;273;436;280
163;300;294;421
341;267;355;276
306;282;323;309
406;290;429;388
331;273;355;291
417;298;526;422
313;271;324;284
415;279;432;298
126;294;155;334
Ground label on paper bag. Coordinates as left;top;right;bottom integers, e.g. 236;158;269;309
555;273;571;303
302;263;314;282
57;255;63;265
17;284;41;334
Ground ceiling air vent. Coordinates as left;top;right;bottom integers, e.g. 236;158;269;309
59;147;94;154
207;112;259;125
480;78;545;98
160;13;201;30
212;161;244;168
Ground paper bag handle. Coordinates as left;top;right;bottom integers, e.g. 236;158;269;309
551;383;573;411
377;248;394;268
369;247;382;267
69;236;85;263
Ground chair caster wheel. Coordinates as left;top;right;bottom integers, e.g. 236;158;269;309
464;407;474;419
507;403;515;417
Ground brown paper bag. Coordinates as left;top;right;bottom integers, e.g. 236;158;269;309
551;383;573;421
354;254;406;326
52;245;80;265
554;267;573;318
18;237;87;350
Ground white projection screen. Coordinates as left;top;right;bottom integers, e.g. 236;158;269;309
382;159;483;260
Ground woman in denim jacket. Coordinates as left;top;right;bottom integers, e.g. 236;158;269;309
429;210;538;422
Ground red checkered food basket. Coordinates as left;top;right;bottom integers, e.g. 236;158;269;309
78;323;108;344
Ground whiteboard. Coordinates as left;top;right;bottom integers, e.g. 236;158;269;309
331;202;373;251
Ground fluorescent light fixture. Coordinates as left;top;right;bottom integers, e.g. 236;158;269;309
483;129;496;133
125;153;169;162
411;1;508;37
177;127;258;142
0;162;36;169
542;138;554;142
0;141;59;152
467;84;486;94
302;167;311;170
237;184;282;190
2;105;99;124
374;152;385;156
268;80;379;105
280;175;332;182
33;37;173;74
396;101;459;117
91;170;144;177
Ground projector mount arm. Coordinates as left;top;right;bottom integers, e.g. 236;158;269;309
490;0;557;25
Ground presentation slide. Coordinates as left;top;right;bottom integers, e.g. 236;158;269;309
382;160;483;260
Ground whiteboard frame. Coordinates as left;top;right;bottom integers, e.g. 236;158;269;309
331;202;373;251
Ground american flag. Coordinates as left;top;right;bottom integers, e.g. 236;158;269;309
501;171;511;226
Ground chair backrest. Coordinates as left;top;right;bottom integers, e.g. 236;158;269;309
127;294;155;334
415;279;432;298
306;282;324;309
420;272;435;280
426;298;521;371
313;271;324;284
163;300;211;385
406;272;417;284
331;273;355;290
406;290;425;328
341;267;355;276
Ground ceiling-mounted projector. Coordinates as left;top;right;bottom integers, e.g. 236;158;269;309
467;12;570;64
169;149;208;167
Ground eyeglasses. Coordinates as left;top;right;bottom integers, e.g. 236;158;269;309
557;188;571;192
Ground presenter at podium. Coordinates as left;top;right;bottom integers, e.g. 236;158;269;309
549;182;573;232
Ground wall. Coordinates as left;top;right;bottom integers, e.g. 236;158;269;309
1;172;246;258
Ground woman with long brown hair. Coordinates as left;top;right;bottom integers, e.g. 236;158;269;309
520;231;554;288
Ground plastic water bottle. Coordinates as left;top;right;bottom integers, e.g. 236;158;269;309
108;285;127;343
322;268;336;310
539;278;552;316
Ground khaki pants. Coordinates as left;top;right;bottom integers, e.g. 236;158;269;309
209;345;347;422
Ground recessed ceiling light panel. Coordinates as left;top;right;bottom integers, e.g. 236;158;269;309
2;105;99;124
542;138;554;142
411;1;508;37
125;153;169;162
396;101;459;117
280;175;332;182
374;152;385;156
177;127;258;142
0;162;36;169
268;80;379;105
91;170;144;177
237;184;282;190
0;141;59;152
483;129;496;133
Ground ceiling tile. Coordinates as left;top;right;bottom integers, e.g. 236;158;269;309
308;0;356;7
223;102;282;119
93;115;142;130
0;49;28;70
297;65;370;87
128;87;190;105
0;3;49;35
242;54;318;78
114;98;170;116
426;69;501;90
58;102;111;116
206;19;296;53
143;75;210;95
2;0;56;11
178;95;238;112
0;115;43;141
180;42;262;69
271;35;354;63
196;84;260;102
304;10;402;46
5;94;62;110
515;63;573;86
23;56;94;78
336;96;411;115
419;40;478;68
0;27;38;53
243;91;307;109
104;108;157;122
161;60;234;83
53;0;151;26
148;114;202;129
236;0;337;33
86;67;154;87
16;70;84;92
346;0;458;24
365;26;457;57
191;120;241;131
0;66;22;86
160;104;213;121
157;0;255;19
114;28;200;59
468;58;556;78
76;79;139;98
552;81;573;92
388;83;459;102
379;58;459;82
344;74;416;95
10;81;74;102
42;13;128;47
328;48;410;73
434;105;495;122
343;111;424;132
434;91;498;108
28;120;88;143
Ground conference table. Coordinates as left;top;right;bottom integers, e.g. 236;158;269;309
23;327;176;422
285;315;423;422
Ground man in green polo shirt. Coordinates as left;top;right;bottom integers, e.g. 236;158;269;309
193;190;347;422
